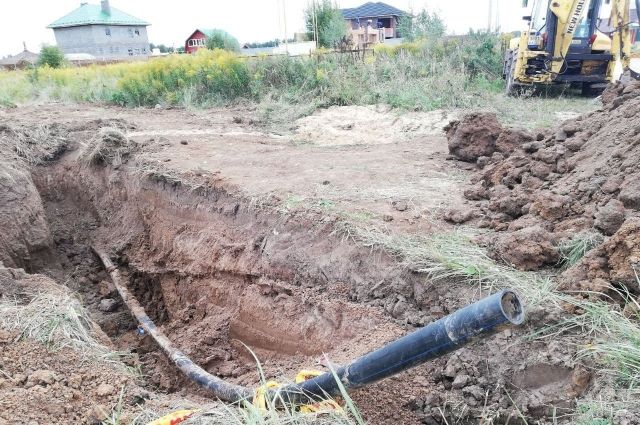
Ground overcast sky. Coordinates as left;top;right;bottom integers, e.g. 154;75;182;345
0;0;528;57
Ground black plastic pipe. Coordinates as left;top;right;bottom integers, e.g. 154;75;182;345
93;247;253;403
94;247;524;406
277;289;524;403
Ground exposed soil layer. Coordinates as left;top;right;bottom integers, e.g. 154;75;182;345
446;81;640;297
0;104;618;424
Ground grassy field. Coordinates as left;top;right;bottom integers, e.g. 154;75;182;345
0;36;597;128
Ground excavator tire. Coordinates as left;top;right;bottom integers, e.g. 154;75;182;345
504;49;523;96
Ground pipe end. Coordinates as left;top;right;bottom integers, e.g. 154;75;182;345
500;290;525;325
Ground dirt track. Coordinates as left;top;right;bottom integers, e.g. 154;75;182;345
0;99;636;424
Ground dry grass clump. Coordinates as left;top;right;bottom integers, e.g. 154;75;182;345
0;269;134;369
0;123;68;165
79;127;136;167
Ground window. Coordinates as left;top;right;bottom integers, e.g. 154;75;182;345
128;48;133;56
105;27;111;36
134;48;140;55
142;48;147;53
135;29;140;36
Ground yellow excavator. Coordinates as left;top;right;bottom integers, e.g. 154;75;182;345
503;0;640;95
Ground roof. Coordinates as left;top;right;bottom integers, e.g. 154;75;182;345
0;49;39;67
340;2;406;19
48;3;149;29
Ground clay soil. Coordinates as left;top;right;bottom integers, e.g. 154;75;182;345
0;96;636;424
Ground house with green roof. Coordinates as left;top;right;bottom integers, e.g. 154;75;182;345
48;0;150;59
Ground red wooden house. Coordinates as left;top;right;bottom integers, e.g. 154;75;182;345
185;29;213;54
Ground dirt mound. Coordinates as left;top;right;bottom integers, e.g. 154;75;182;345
447;82;640;286
444;112;534;162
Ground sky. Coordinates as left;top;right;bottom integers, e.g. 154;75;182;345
0;0;528;57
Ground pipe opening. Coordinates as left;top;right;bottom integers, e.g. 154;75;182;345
500;290;525;325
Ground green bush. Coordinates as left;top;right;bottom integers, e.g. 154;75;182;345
204;29;240;52
38;46;65;69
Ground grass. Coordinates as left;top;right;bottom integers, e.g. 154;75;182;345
559;230;605;268
102;386;127;425
0;39;596;129
0;277;138;373
0;123;69;165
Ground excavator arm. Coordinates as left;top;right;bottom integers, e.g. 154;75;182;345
548;0;591;75
609;0;637;79
504;0;637;92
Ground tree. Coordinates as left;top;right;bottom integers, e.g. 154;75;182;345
38;45;64;68
205;29;240;52
304;0;347;48
397;8;446;41
150;43;173;53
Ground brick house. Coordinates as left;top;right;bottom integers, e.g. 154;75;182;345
48;0;150;59
340;2;406;48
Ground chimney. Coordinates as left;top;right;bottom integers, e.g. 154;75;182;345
101;0;111;15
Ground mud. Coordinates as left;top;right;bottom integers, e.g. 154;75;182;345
0;104;616;424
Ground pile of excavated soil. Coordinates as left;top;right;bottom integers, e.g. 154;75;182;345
446;81;640;295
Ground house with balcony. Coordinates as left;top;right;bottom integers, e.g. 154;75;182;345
340;2;407;48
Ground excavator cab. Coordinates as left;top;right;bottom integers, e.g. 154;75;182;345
504;0;636;95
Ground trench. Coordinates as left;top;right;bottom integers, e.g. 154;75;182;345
1;136;586;424
15;154;450;424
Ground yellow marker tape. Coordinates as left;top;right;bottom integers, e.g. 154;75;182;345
146;409;198;425
294;369;324;383
252;380;282;411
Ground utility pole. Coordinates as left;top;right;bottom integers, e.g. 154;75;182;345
283;0;289;54
277;0;282;45
488;0;493;33
312;0;319;49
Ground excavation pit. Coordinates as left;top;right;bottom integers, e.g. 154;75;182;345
0;104;615;423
